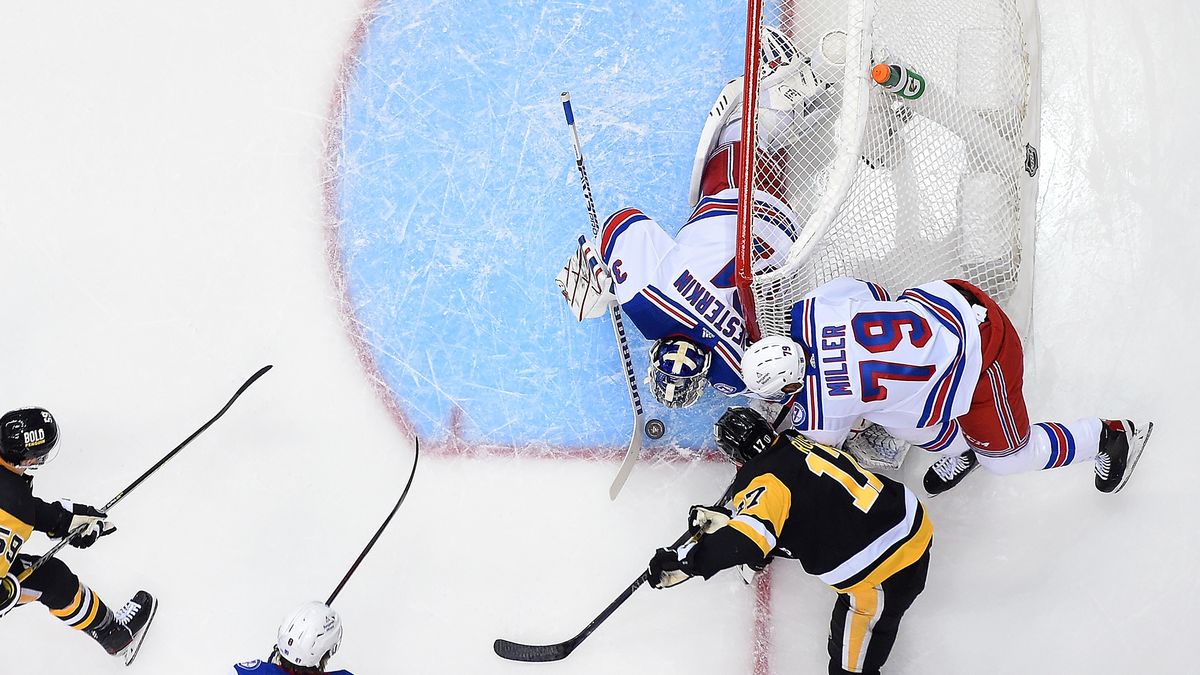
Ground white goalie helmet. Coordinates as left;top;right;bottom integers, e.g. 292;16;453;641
275;601;343;669
741;335;806;398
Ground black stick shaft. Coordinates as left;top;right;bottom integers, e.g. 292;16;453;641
325;436;420;605
494;480;737;662
17;365;273;583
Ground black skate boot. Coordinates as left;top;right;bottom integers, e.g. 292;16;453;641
1095;420;1154;493
923;451;979;496
86;611;133;656
115;590;157;665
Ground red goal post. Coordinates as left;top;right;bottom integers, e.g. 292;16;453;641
736;0;1041;342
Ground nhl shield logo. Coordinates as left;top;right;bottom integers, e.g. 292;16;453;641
1024;143;1039;177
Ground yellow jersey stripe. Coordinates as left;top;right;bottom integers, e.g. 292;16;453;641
838;504;933;593
729;516;776;556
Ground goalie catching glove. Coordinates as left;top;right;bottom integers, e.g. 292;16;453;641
555;236;616;321
50;500;117;549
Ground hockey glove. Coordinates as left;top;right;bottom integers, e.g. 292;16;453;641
647;547;693;589
53;501;117;549
0;573;20;618
555;236;616;321
689;505;732;534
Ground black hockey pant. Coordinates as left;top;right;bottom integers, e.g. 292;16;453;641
827;546;931;675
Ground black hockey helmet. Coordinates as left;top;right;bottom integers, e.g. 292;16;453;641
0;407;60;469
714;407;775;465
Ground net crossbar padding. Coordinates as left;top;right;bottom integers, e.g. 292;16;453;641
737;0;1041;339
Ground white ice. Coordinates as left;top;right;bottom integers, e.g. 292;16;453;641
0;1;1197;673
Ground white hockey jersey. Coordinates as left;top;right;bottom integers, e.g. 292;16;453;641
599;187;799;397
786;277;984;447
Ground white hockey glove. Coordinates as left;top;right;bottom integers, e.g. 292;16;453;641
54;500;117;549
0;573;20;618
689;505;732;535
555;236;616;321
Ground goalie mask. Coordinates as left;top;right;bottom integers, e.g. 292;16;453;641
648;338;712;409
715;407;776;465
741;336;806;399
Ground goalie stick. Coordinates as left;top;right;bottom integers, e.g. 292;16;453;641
493;480;738;662
561;91;647;501
17;364;273;583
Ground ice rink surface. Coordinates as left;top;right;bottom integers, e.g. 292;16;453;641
1;1;1198;673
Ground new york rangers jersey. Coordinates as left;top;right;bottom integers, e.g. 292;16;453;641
787;277;983;448
231;660;353;675
599;187;800;397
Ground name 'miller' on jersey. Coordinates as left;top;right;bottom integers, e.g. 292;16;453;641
789;277;984;437
599;187;801;397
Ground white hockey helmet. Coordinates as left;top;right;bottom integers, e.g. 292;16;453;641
275;602;343;669
741;336;806;398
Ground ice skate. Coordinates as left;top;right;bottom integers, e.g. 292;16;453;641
1095;420;1154;494
923;451;979;496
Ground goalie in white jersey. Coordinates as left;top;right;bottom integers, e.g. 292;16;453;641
741;277;1154;495
557;26;829;408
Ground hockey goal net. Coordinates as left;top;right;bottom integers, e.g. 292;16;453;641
736;0;1041;340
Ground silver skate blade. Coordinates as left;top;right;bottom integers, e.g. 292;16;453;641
1113;421;1154;493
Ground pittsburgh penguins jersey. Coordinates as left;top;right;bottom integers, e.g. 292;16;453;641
686;429;931;593
0;467;72;579
599;187;801;397
231;660;353;675
786;277;984;447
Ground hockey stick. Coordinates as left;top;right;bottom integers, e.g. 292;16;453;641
325;436;420;605
560;91;646;501
493;480;738;662
17;364;273;583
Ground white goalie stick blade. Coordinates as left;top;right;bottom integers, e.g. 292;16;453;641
122;596;159;666
608;413;644;500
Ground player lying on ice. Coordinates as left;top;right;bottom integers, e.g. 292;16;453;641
648;406;931;675
556;26;825;408
232;601;353;675
738;276;1154;495
0;408;156;663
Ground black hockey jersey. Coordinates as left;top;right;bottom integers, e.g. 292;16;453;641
687;429;931;592
0;467;72;578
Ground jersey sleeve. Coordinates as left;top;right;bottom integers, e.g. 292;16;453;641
33;497;70;537
727;474;792;556
598;208;675;304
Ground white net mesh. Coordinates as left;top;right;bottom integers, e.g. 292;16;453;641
742;0;1039;338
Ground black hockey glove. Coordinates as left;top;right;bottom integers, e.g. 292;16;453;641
647;547;693;589
51;501;117;549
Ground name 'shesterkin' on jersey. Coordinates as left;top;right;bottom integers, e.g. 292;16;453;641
671;268;744;343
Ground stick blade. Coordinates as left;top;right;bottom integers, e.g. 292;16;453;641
493;638;572;662
608;415;644;500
